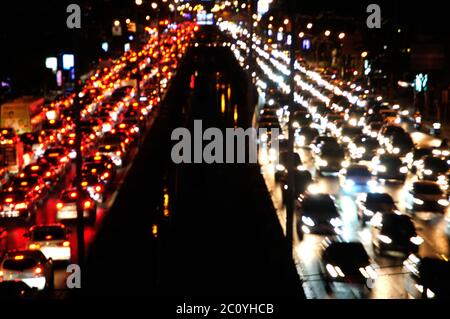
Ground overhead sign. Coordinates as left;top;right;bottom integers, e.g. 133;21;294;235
45;57;58;72
62;54;75;70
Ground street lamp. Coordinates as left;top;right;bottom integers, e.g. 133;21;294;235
324;30;331;37
114;20;120;27
135;0;143;5
126;18;131;24
307;23;313;29
338;32;345;40
151;2;158;9
299;32;304;38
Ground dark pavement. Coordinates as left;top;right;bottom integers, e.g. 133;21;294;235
82;27;304;301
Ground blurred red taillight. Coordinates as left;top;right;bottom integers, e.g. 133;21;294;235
83;200;92;209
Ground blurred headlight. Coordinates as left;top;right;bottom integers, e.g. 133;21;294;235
393;147;400;154
410;236;424;245
302;216;315;227
378;234;392;244
424;169;433;176
330;217;343;228
276;164;286;172
438;199;449;207
399;166;408;174
413;198;424;205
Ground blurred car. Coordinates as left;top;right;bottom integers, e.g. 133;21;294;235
311;135;338;151
339;164;376;193
385;132;414;157
405;147;433;172
282;170;313;203
56;189;96;225
371;154;407;182
0;191;37;221
275;151;304;182
295;127;319;148
96;144;124;167
405;181;449;214
39;147;70;175
296;194;342;236
416;156;449;183
80;175;106;203
314;144;347;176
5;175;48;205
0;250;54;291
82;155;116;185
404;255;450;299
348;136;379;162
319;238;377;292
370;212;421;256
25;224;71;262
378;125;405;146
21;163;58;188
335;125;363;145
356;192;398;225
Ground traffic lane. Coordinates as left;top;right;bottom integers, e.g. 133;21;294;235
2;149;136;290
260;146;449;298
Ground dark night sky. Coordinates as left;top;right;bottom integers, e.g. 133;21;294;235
0;1;448;95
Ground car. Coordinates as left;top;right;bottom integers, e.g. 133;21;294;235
314;144;347;176
356;192;398;225
319;238;377;293
336;125;363;145
339;164;376;193
363;121;383;138
0;250;54;291
385;132;414;157
39;147;70;175
404;254;450;299
295;127;319;148
275;151;304;182
82;158;115;186
96;144;124;167
56;189;97;225
371;154;408;183
21;163;58;188
80;174;106;203
296;194;342;236
25;224;71;262
370;212;421;256
282;170;313;203
0;191;37;221
405;181;449;214
5;175;48;204
378;125;405;146
416;156;449;183
405;147;434;172
348;136;380;161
